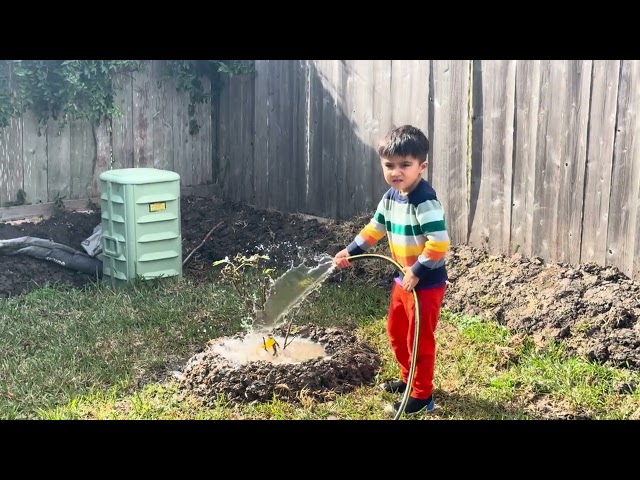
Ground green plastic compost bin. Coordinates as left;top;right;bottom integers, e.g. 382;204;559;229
100;168;182;286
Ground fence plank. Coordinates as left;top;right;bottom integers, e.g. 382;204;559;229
391;60;428;130
269;60;292;212
558;60;591;264
532;60;592;263
336;60;355;216
201;77;212;185
0;63;22;207
220;69;255;205
0;115;22;207
217;75;240;200
216;76;232;199
371;60;393;200
173;85;192;187
390;60;430;139
0;68;20;207
265;60;280;210
92;121;110;196
253;60;269;207
432;60;470;247
469;60;516;254
22;111;47;204
133;64;154;168
307;60;343;218
305;61;324;216
112;72;134;169
511;60;541;258
298;61;312;213
608;60;640;278
318;60;339;217
46;122;70;202
351;60;376;214
242;69;256;205
338;60;356;218
152;60;174;172
581;60;619;264
291;60;307;212
69;120;94;199
191;75;211;184
283;61;295;212
532;61;562;261
386;59;431;218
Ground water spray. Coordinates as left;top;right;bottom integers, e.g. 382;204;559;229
346;253;421;421
252;252;424;419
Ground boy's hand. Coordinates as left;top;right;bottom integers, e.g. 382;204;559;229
333;249;352;269
402;266;419;291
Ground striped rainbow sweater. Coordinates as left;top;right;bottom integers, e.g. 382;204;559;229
346;178;450;289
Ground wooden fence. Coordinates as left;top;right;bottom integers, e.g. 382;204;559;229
216;60;640;280
0;60;212;209
1;60;639;280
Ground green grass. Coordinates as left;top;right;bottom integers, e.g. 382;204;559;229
1;277;639;420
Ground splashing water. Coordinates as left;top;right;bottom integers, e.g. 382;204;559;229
252;254;336;333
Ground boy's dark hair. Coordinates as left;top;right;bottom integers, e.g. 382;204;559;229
377;125;430;163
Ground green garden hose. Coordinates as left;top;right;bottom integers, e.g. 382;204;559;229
345;253;420;420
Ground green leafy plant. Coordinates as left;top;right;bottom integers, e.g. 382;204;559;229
53;192;66;211
0;63;19;129
213;252;305;351
0;60;253;133
0;60;144;128
213;253;276;331
15;189;27;206
166;60;254;134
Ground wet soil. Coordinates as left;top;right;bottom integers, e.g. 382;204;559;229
1;195;639;408
179;324;381;405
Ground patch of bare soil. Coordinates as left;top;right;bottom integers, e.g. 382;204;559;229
444;246;640;370
178;324;381;405
0;209;102;297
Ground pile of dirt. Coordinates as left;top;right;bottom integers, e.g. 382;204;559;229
1;195;639;373
444;246;640;369
0;196;344;299
0;209;102;298
178;324;381;404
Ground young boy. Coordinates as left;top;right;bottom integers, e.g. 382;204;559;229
333;124;449;416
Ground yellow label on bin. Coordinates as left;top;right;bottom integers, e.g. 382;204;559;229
149;202;166;212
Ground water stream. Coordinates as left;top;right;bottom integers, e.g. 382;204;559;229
211;255;337;365
252;254;336;334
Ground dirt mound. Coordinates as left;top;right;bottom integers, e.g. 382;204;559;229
179;196;343;276
0;209;102;298
445;246;640;369
178;324;381;404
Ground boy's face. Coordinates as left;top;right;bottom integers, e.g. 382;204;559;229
380;155;427;195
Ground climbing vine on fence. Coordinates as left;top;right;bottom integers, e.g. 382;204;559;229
165;60;254;134
0;60;254;134
0;60;144;128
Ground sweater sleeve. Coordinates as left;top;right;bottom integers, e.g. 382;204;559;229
410;198;450;278
346;198;387;256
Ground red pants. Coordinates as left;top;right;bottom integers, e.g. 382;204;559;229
387;282;447;400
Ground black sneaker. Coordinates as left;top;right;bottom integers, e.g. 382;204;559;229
392;396;435;416
380;379;407;394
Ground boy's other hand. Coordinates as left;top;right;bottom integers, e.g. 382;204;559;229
333;249;352;269
402;266;419;291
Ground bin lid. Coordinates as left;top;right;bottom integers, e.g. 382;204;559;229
99;168;180;185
